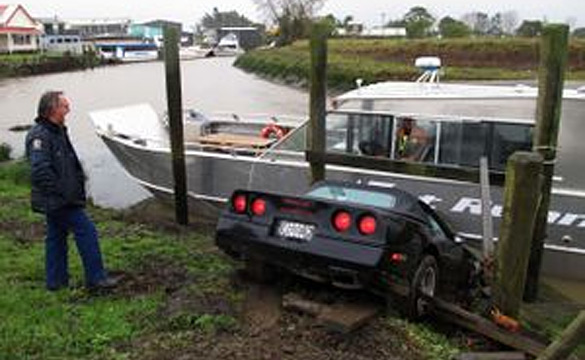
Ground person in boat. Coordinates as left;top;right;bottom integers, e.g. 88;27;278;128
395;117;430;161
25;91;117;291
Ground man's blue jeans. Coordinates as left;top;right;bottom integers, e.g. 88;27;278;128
45;207;107;289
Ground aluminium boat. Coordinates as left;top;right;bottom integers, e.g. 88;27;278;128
90;69;585;280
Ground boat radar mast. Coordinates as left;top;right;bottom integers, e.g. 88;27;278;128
415;56;442;83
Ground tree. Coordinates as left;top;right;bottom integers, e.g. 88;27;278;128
500;11;519;35
403;6;435;38
488;13;503;36
516;20;543;37
201;7;255;29
254;0;326;45
438;16;471;38
573;27;585;38
461;11;490;35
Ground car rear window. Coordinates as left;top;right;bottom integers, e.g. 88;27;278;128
307;185;397;209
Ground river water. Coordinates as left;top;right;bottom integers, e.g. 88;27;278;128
0;57;309;208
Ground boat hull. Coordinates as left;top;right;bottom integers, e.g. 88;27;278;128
100;133;585;280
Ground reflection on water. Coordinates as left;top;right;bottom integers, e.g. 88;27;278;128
0;58;308;208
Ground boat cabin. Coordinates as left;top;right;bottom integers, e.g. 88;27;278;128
266;109;533;173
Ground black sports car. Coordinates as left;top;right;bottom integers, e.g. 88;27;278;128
215;180;481;319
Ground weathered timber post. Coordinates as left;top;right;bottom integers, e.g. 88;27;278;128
307;21;328;184
495;152;543;318
164;26;188;225
525;24;569;301
537;311;585;360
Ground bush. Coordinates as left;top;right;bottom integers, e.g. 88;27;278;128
0;143;11;162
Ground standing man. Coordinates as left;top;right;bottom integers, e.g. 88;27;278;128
26;91;115;291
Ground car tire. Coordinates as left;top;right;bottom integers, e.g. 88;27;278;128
405;255;439;320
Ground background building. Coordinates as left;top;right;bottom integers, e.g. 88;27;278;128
0;4;42;53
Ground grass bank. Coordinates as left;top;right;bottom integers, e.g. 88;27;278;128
0;160;460;360
235;38;585;90
0;52;113;79
1;160;582;359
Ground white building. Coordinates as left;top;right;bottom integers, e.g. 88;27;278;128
0;4;42;53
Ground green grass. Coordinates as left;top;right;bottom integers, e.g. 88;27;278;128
235;38;585;90
0;161;239;360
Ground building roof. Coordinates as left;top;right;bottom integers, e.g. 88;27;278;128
0;4;41;33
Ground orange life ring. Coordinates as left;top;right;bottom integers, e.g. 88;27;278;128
260;123;286;140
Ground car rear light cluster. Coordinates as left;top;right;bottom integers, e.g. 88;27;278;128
232;194;267;216
331;210;377;235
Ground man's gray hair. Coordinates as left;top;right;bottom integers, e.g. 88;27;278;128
37;91;64;118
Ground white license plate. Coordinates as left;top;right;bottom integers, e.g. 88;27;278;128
276;220;315;241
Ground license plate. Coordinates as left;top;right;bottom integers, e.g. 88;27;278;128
276;220;315;242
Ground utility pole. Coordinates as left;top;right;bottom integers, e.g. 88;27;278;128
524;24;569;301
164;26;189;225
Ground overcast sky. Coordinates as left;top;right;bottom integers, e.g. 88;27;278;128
21;0;584;29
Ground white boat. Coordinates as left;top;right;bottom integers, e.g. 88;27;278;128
90;63;585;280
179;45;214;60
211;33;244;57
95;41;159;62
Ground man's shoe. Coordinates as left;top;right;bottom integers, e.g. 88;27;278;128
88;277;119;290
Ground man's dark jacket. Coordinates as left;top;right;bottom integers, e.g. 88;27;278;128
25;117;86;213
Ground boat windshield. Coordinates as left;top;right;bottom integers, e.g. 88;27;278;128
264;111;532;171
324;111;532;171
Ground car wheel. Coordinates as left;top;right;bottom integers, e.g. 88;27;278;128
406;255;439;320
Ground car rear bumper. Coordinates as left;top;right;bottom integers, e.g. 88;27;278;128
216;216;397;291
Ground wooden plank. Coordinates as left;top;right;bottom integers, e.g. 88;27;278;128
282;293;323;316
199;133;274;148
318;301;379;333
537;310;585;360
458;352;526;360
431;297;547;357
282;292;379;333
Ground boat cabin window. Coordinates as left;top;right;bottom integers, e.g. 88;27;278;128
324;111;532;171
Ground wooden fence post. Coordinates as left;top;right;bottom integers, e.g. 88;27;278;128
495;152;543;317
307;21;328;184
525;24;569;301
164;26;188;225
537;311;585;360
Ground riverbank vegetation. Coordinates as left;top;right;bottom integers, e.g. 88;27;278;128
235;38;585;90
1;160;583;359
0;51;112;79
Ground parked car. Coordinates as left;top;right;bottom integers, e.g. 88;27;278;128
215;180;481;318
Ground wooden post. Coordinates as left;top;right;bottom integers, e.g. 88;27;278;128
480;157;495;259
537;311;585;360
164;26;188;225
307;21;328;183
495;152;543;318
525;24;569;301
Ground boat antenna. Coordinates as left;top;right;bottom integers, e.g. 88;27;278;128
415;56;442;83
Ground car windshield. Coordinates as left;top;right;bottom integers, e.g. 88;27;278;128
307;185;397;209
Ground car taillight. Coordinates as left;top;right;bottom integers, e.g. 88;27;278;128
251;198;266;216
358;215;377;235
332;211;351;232
390;253;407;263
233;194;247;213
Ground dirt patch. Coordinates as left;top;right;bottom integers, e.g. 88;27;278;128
0;219;45;245
110;256;191;297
